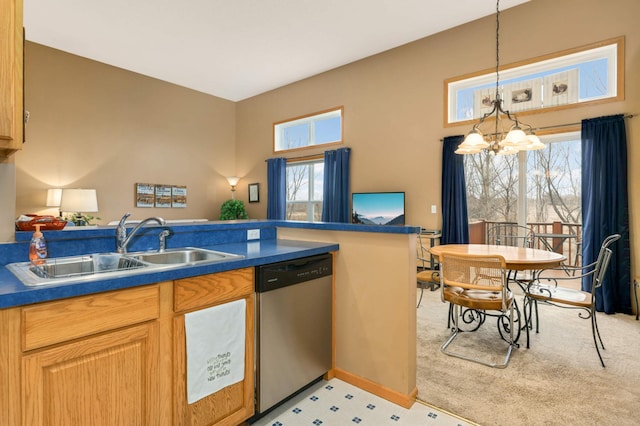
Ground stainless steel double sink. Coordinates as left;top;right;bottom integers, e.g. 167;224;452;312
6;247;244;287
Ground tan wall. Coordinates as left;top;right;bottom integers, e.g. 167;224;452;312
237;0;640;290
15;42;238;225
277;227;417;403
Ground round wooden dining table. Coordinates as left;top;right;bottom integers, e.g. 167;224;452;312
430;244;566;348
429;244;566;271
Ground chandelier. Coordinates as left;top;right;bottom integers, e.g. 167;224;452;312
456;0;545;155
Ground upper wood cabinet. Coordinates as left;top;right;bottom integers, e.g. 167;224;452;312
0;0;24;157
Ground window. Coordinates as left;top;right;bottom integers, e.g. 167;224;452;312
274;107;343;153
286;159;324;221
445;37;623;125
526;132;581;225
465;131;581;226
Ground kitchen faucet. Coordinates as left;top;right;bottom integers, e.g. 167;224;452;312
116;213;167;253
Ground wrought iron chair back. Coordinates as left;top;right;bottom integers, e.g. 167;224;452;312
439;251;515;368
487;223;534;248
525;233;621;367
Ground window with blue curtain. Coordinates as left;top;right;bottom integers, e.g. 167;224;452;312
581;114;631;314
266;158;286;220
321;147;351;223
441;136;469;244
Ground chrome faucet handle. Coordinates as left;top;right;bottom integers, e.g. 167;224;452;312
116;213;132;252
118;212;131;227
158;229;171;252
117;213;131;235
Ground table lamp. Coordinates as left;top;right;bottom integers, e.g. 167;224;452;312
46;188;63;217
60;189;99;226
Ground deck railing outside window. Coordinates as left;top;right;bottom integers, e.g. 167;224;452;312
470;220;582;267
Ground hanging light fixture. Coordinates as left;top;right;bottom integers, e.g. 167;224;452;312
456;0;545;155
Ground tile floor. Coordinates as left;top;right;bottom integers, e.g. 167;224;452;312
250;378;474;425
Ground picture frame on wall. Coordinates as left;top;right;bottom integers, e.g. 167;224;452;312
155;184;172;208
172;185;187;208
248;183;259;203
135;183;155;208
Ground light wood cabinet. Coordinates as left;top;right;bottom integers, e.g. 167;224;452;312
20;285;161;425
0;268;256;426
0;0;24;156
173;268;255;426
22;322;159;425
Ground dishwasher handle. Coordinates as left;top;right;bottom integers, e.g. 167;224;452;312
256;254;332;292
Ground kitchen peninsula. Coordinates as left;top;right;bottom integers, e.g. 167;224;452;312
0;220;419;425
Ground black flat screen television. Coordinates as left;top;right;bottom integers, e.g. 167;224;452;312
351;192;405;226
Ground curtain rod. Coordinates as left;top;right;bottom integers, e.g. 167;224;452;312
264;153;324;162
531;113;636;132
440;113;636;141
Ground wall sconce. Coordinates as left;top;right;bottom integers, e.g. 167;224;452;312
226;176;240;199
46;188;63;216
60;189;99;226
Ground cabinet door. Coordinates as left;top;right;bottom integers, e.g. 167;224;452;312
22;322;159;426
174;293;254;426
173;269;255;426
0;0;23;154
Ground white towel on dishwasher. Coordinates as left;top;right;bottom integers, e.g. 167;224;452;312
185;299;246;404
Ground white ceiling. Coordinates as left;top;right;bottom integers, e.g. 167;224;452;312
24;0;529;102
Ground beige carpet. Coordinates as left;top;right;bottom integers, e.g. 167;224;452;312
416;287;640;425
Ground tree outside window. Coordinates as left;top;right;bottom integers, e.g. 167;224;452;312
286;160;324;221
465;132;581;226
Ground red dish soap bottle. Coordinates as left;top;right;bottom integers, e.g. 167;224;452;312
29;224;48;265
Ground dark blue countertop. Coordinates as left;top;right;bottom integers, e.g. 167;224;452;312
1;219;419;309
0;239;338;309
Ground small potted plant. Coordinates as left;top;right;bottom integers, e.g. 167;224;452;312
65;212;101;226
219;199;249;220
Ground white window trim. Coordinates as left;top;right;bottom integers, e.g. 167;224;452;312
274;107;343;153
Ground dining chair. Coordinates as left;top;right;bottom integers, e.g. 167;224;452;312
439;251;515;368
486;223;535;284
416;234;440;308
486;223;534;248
525;233;621;367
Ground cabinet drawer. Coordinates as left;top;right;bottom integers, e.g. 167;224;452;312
22;285;160;351
174;268;254;312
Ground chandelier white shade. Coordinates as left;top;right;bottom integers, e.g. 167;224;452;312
456;0;545;156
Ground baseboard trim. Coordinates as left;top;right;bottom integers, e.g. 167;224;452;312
333;368;417;409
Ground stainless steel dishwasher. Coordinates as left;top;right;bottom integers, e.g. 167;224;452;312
254;253;333;417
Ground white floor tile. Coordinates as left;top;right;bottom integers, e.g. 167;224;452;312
250;378;474;425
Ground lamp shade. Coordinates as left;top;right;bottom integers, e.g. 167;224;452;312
226;176;240;186
455;146;483;155
60;189;99;213
46;188;63;207
521;134;546;151
460;130;490;149
500;126;528;147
